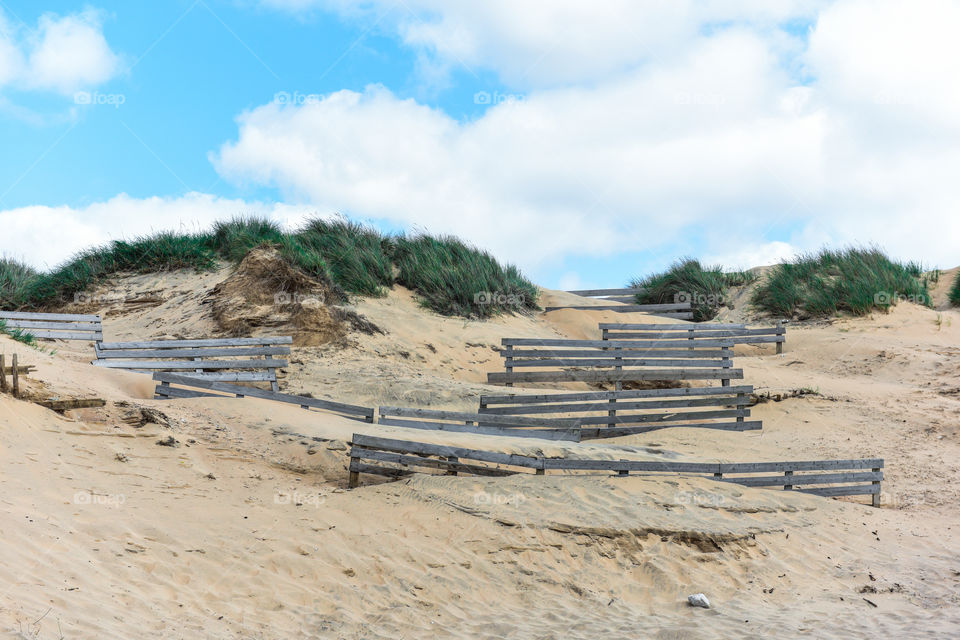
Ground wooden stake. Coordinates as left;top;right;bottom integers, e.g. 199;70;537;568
0;354;6;392
11;353;19;398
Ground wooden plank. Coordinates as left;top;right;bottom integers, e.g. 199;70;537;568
152;372;374;419
540;459;722;473
378;407;581;428
0;311;101;322
36;398;106;411
17;330;103;341
570;408;747;425
154;385;223;399
0;354;5;392
799;485;881;497
544;303;692;312
502;338;735;348
604;328;785;339
580;420;762;438
505;348;732;358
93;358;289;370
505;358;729;368
350;461;415;480
566;288;647;297
12;353;18;397
717;459;883;473
480;396;751;415
94;346;291;359
600;322;747;330
1;365;35;375
717;471;883;487
605;334;784;344
2;320;102;331
353;448;518;476
481;385;754;405
351;434;542;469
377;417;581;442
97;336;293;349
488;369;743;384
651;312;695;320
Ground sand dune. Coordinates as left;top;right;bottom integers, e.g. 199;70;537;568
1;272;959;638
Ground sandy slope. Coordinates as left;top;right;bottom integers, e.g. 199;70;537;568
1;273;959;638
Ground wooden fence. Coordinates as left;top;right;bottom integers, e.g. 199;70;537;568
0;311;103;341
377;406;582;441
479;385;759;439
601;321;787;354
152;372;374;422
95;337;291;391
546;299;694;320
348;434;884;505
488;337;742;388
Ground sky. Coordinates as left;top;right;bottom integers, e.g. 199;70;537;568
1;0;958;290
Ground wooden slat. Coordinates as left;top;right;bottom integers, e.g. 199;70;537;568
604;328;784;338
605;334;784;344
0;311;101;322
94;346;291;359
716;459;883;473
488;369;743;384
505;348;732;358
16;330;103;341
2;320;102;331
799;485;881;497
351;434;543;468
580;420;762;438
93;358;288;370
571;408;748;425
717;471;883;487
567;288;647;297
502;338;735;348
97;336;293;349
377;417;581;442
378;407;581;428
506;358;729;368
152;372;374;420
481;385;754;405
544;303;692;312
599;322;747;330
353;448;518;476
540;458;722;473
481;396;751;415
154;385;223;399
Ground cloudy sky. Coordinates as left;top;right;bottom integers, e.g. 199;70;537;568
1;1;957;289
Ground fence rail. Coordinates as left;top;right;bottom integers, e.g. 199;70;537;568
0;311;103;341
377;406;582;441
152;372;374;422
348;434;884;505
600;321;786;354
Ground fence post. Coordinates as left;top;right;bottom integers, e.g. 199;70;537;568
783;470;793;491
721;345;732;387
618;459;628;476
0;354;6;392
775;320;784;354
504;343;514;388
11;353;19;398
608;396;617;429
872;467;881;507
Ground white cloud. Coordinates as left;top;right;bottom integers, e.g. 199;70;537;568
0;193;324;269
0;8;120;95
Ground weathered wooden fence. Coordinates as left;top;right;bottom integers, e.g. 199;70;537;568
0;311;103;341
600;321;787;354
377;406;582;441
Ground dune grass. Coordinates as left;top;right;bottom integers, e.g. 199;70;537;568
391;234;539;317
630;259;756;321
0;217;538;319
950;270;960;307
0;319;40;349
751;247;931;317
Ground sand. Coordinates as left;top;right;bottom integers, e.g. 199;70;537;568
1;271;959;638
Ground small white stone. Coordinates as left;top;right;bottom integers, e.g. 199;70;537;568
687;593;711;609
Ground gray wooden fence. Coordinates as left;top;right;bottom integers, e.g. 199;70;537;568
489;337;742;388
378;407;582;441
152;372;374;422
0;311;103;341
94;337;291;391
348;434;884;505
479;385;759;439
601;321;786;354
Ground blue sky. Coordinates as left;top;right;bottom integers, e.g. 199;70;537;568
1;1;957;288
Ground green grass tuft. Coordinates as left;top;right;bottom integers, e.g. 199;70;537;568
751;247;931;317
210;217;285;262
294;218;393;297
392;234;539;317
949;270;960;307
630;259;750;321
0;319;40;348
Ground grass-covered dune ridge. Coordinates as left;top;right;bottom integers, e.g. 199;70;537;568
0;217;539;319
950;270;960;307
751;247;932;318
630;259;757;322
